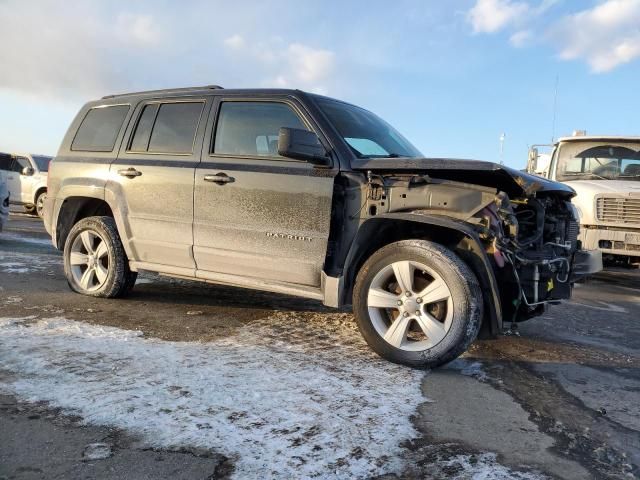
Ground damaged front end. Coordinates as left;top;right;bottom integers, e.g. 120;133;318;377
478;193;584;322
359;160;602;325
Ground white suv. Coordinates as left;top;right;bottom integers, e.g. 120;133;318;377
0;153;51;217
0;168;8;232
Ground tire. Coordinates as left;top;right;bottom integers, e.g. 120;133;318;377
63;216;137;298
353;239;483;368
35;190;47;218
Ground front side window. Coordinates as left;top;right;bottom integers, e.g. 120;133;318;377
556;142;640;181
71;105;130;152
315;97;422;159
129;102;204;155
11;157;29;173
213;102;307;157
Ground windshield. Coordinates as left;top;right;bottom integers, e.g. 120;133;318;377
315;97;422;158
32;155;52;172
556;141;640;181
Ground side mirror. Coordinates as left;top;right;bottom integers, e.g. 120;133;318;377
21;166;35;176
278;127;329;166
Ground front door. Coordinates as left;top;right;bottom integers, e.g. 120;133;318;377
5;156;30;203
111;98;211;270
193;98;335;287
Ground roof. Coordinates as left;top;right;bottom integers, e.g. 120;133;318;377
556;135;640;144
100;85;308;100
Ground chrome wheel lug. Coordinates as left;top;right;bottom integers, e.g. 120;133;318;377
405;291;412;297
416;297;422;304
403;312;409;317
415;310;421;316
397;300;403;306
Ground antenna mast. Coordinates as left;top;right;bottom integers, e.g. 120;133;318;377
551;74;559;143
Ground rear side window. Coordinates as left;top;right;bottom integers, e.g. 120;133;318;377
213;102;307;157
71;105;130;152
129;102;204;154
0;153;11;170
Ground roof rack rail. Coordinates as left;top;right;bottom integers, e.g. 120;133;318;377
102;85;224;99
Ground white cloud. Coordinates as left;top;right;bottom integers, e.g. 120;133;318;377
223;37;336;93
467;0;530;33
223;34;245;50
0;2;164;99
549;0;640;72
286;43;335;85
116;13;161;46
509;29;532;47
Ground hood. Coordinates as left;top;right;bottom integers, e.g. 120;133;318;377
563;179;640;196
351;157;575;198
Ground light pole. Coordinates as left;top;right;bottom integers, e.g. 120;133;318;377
499;132;506;165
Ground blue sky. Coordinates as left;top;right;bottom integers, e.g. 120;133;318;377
1;0;639;168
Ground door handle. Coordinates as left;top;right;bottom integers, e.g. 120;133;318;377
117;168;142;178
204;172;235;185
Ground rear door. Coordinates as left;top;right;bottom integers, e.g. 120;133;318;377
193;97;336;287
13;156;35;203
112;97;211;271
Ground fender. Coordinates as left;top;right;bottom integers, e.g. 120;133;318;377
51;178;136;263
51;179;106;248
326;212;503;336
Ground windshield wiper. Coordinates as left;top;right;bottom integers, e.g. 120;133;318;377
366;153;404;159
562;172;610;180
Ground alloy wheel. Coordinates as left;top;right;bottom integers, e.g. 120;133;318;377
367;260;453;351
69;230;110;291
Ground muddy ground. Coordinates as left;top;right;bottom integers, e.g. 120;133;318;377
1;212;638;479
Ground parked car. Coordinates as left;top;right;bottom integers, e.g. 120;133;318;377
0;161;9;232
0;152;51;217
43;86;601;367
527;134;640;266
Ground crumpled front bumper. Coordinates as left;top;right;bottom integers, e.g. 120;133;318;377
571;249;603;280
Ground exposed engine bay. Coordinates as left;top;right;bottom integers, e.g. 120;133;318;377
477;192;579;322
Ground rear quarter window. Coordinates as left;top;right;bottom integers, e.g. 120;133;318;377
71;105;130;152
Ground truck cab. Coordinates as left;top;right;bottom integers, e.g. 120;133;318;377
528;135;640;266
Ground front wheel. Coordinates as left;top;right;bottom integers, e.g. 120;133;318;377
63;216;137;298
353;240;483;368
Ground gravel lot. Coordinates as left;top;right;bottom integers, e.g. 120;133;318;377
1;212;638;479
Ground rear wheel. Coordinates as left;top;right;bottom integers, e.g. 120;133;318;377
353;240;482;368
63;216;137;298
35;190;47;218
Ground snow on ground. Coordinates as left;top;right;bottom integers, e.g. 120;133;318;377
0;312;550;478
0;314;424;478
0;232;54;246
417;451;547;480
0;251;60;274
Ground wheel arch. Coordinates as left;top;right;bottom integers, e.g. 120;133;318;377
33;186;47;203
340;213;503;336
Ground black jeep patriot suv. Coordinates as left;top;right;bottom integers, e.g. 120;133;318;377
43;85;601;367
